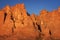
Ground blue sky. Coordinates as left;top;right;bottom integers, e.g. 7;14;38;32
0;0;60;14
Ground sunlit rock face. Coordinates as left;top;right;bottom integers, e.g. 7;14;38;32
0;4;39;40
39;8;60;40
0;4;60;40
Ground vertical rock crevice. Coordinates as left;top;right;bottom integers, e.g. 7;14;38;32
3;12;7;23
49;30;52;35
10;13;16;33
36;23;42;32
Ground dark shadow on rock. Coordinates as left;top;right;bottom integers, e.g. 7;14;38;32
3;12;7;23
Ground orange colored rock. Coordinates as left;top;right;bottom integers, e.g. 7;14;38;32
39;8;60;40
0;4;40;40
0;4;60;40
58;7;60;12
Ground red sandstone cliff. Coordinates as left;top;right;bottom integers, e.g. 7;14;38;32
0;4;60;40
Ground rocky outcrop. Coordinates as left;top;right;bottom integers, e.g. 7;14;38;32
0;4;39;40
38;8;60;40
0;4;60;40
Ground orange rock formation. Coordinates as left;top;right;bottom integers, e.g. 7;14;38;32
0;4;60;40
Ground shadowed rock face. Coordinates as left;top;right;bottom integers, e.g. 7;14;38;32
0;4;60;40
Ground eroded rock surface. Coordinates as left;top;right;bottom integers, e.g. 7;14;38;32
0;4;60;40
